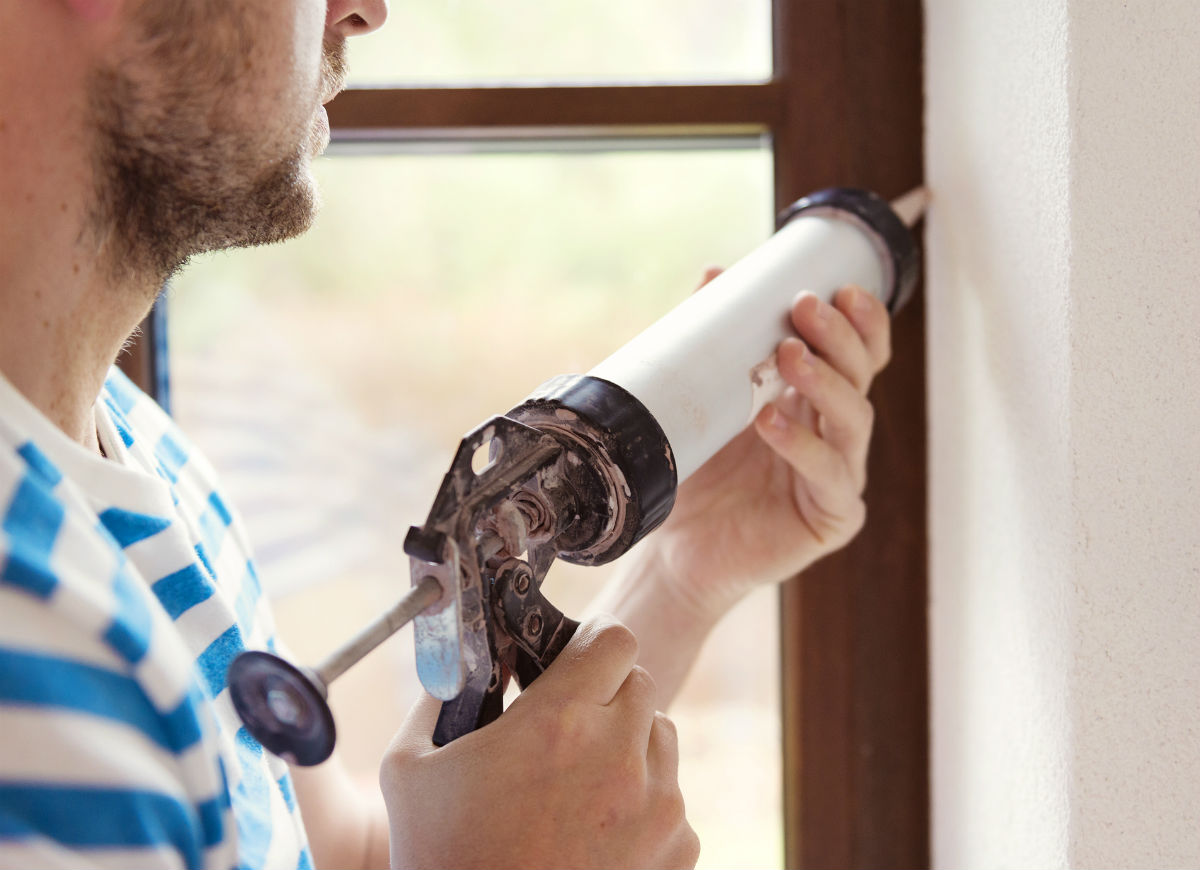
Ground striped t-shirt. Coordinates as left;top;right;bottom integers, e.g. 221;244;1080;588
0;369;311;870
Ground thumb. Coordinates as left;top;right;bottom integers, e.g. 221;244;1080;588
386;692;443;759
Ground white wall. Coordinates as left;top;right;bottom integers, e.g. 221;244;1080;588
926;1;1200;867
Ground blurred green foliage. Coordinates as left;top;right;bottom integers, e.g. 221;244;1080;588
170;150;774;439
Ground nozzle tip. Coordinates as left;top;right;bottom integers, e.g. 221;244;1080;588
891;186;931;228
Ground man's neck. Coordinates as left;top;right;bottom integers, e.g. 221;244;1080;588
0;261;157;454
0;135;159;455
0;0;163;454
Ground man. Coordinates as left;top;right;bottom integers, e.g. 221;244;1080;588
0;0;892;867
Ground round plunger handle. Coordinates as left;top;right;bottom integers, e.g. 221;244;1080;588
228;576;442;766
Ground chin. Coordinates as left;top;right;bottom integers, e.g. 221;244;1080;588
191;153;321;255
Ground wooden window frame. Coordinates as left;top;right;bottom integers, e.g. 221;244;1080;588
125;2;927;865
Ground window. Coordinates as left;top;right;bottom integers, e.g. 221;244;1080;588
126;3;928;866
173;142;784;870
346;0;772;85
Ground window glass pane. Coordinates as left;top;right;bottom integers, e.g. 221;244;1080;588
169;148;780;869
347;0;772;85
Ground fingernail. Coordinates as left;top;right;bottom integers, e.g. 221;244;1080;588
793;341;813;377
811;300;829;330
767;407;790;432
791;289;814;308
853;288;873;315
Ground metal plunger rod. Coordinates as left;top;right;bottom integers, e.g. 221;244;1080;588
314;575;443;688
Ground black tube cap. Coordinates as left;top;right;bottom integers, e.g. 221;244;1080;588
509;375;677;565
778;187;921;315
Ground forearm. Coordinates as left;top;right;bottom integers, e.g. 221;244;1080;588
290;754;391;869
588;543;735;709
361;797;391;870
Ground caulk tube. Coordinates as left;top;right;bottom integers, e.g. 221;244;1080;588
508;188;920;566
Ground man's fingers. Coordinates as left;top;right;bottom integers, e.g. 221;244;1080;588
645;714;700;868
386;691;444;759
833;285;892;372
526;614;639;707
754;403;865;526
647;712;680;780
790;290;878;394
776;337;874;484
608;665;659;751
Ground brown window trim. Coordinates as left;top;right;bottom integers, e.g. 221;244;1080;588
124;3;927;865
772;3;928;868
327;83;780;139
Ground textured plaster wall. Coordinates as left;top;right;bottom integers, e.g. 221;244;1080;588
926;0;1200;867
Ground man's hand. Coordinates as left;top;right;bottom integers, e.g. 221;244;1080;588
379;616;700;870
655;280;892;616
591;279;892;703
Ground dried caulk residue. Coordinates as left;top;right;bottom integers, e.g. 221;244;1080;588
748;352;784;423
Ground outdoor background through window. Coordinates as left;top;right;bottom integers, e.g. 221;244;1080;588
169;149;781;868
345;0;772;84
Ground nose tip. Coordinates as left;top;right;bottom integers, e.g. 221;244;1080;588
327;0;388;37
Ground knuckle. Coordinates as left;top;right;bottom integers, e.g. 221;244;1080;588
378;743;427;800
821;494;868;547
658;794;699;868
590;618;639;659
659;787;688;826
379;746;406;778
381;730;425;767
848;498;868;535
626;665;659;706
646;772;684;815
682;823;702;866
861;398;876;430
876;330;894;369
652;711;679;746
650;714;681;766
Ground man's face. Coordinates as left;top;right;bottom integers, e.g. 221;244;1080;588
89;0;348;280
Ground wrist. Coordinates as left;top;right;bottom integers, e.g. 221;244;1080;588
598;533;749;650
632;529;756;626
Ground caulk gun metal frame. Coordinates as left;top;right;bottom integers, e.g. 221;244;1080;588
227;186;927;764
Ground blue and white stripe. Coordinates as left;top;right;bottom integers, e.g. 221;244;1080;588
0;369;310;869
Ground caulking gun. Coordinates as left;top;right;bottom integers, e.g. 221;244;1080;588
227;186;928;765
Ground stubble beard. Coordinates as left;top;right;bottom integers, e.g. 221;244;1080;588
86;16;347;287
